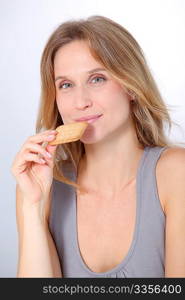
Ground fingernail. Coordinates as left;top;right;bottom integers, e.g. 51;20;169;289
48;135;55;139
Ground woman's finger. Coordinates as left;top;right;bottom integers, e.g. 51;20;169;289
26;130;57;144
21;142;53;160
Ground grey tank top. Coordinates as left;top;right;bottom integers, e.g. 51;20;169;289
49;146;168;278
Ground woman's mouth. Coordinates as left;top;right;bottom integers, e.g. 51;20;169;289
74;114;103;123
86;115;103;123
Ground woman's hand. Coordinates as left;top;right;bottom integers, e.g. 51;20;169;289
11;130;58;204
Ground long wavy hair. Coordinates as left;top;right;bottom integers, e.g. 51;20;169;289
36;15;182;192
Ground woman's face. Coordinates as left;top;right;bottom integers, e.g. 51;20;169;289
54;40;133;144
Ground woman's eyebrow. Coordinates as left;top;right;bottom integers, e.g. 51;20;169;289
55;68;107;82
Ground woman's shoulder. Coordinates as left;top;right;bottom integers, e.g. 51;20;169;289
156;146;185;183
158;146;185;277
157;146;185;211
159;145;185;169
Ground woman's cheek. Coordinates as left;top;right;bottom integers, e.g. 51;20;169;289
59;107;72;124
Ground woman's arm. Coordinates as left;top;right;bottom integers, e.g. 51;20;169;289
163;148;185;277
16;184;62;277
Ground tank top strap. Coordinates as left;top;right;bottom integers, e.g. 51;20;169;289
139;145;168;225
145;145;169;168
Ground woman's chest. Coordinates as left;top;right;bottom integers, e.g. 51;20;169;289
76;182;137;273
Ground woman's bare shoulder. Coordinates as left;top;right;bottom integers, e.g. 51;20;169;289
158;146;185;174
159;146;185;277
157;146;185;210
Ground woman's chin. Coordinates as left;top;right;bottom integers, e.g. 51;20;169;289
79;125;100;144
80;137;98;144
80;132;101;144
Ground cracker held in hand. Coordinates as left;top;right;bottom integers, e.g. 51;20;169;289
48;122;88;145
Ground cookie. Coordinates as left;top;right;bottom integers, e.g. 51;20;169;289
48;122;88;145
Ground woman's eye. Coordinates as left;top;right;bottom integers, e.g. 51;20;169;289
91;76;106;84
59;82;72;89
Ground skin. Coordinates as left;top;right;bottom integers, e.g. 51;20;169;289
54;40;144;197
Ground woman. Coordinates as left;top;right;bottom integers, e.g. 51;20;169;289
11;15;185;278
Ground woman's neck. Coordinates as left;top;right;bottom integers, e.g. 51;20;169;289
77;131;144;196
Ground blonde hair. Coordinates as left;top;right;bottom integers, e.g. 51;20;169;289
36;15;183;192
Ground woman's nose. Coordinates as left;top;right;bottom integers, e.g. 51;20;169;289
74;86;93;109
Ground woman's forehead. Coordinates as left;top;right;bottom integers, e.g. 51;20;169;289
54;42;106;77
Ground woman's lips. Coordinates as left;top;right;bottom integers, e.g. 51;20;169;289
86;115;102;123
74;114;103;123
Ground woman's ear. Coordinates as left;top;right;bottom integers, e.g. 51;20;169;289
127;89;137;102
